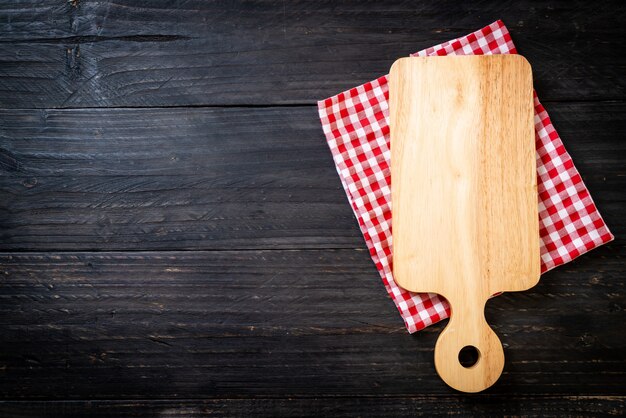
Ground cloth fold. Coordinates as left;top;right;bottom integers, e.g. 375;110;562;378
317;20;614;333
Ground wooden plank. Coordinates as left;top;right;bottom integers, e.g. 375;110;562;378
0;106;362;250
0;249;624;399
0;396;623;417
0;0;624;107
1;103;623;251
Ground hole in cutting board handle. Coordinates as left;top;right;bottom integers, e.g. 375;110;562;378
433;313;505;392
458;345;480;368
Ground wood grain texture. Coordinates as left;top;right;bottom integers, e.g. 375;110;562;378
0;396;624;417
0;103;623;252
0;0;625;107
0;107;361;250
390;56;538;392
0;0;624;415
0;249;623;401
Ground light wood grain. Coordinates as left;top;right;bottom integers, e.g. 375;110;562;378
390;55;539;392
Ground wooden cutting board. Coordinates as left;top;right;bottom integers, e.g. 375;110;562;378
389;55;539;393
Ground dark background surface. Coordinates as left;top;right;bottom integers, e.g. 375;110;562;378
0;1;624;416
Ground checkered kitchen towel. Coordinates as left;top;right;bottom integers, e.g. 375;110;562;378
318;20;614;333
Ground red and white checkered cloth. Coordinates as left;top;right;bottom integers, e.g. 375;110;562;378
318;20;614;333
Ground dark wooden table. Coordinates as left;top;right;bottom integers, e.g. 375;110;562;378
0;1;624;416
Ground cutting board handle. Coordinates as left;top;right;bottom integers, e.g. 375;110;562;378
433;296;505;393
